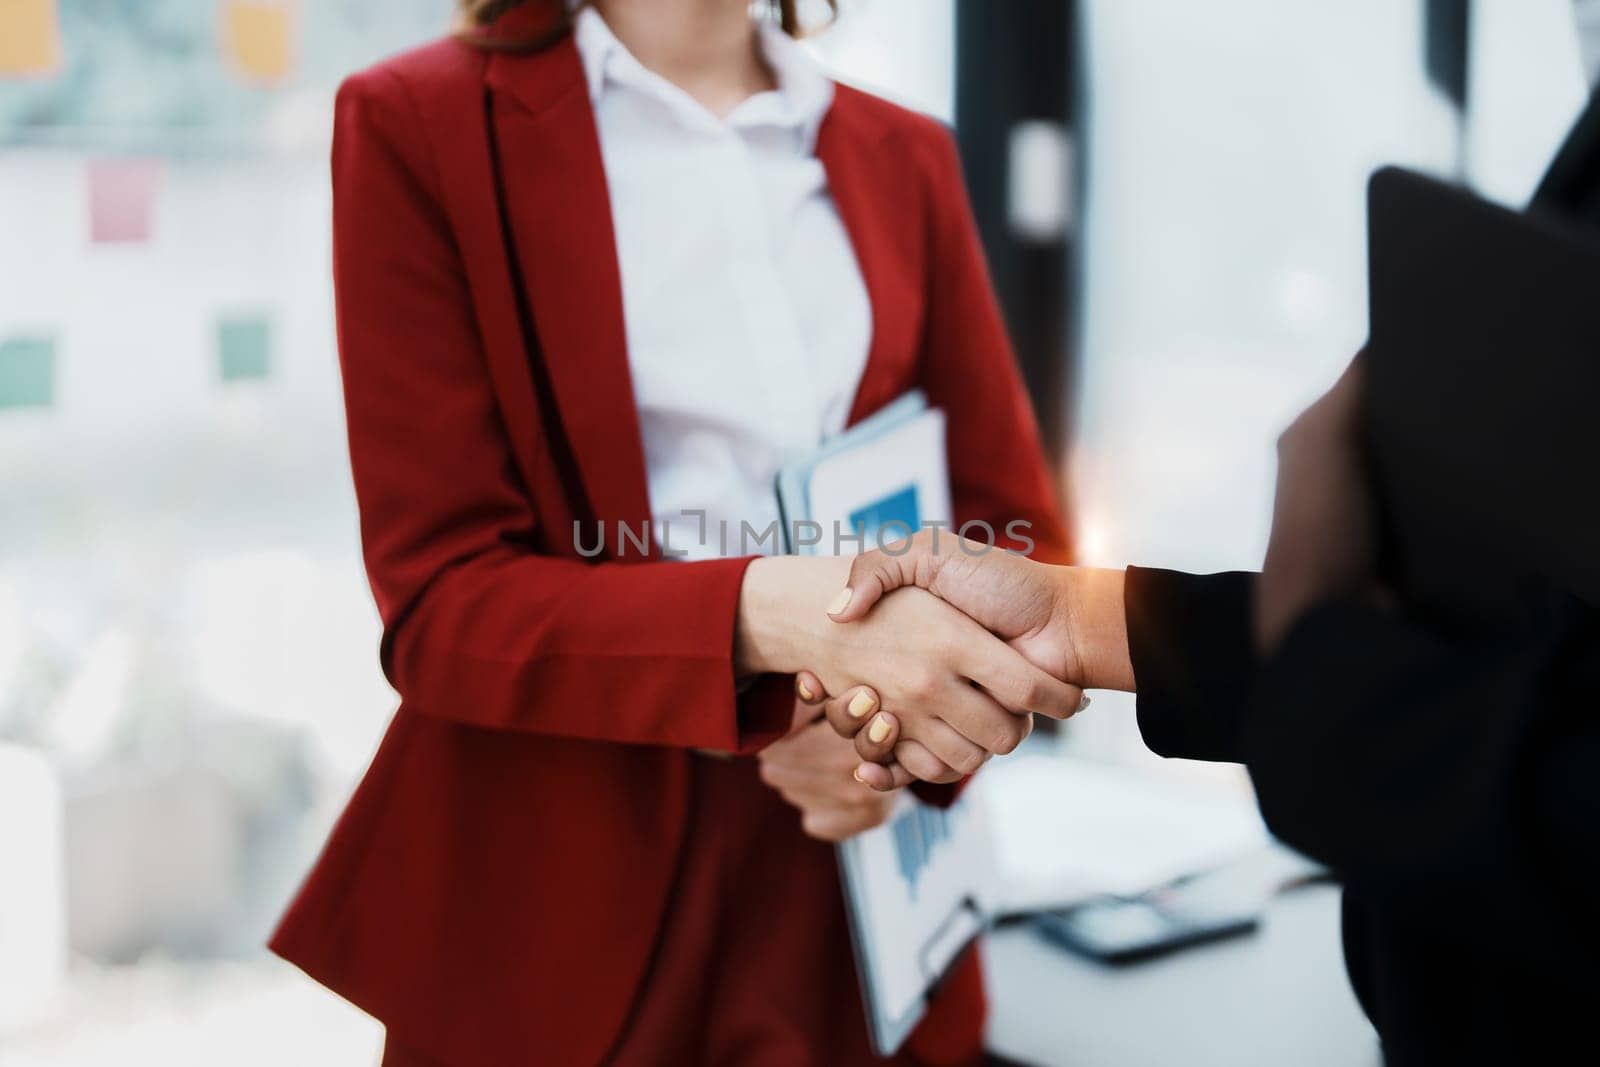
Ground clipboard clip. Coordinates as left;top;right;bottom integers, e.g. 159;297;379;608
917;896;988;996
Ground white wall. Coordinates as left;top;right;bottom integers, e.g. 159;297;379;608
1467;0;1591;203
808;0;955;121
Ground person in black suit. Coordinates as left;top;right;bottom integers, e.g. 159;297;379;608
805;90;1600;1067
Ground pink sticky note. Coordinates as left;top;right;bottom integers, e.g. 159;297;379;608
88;158;163;244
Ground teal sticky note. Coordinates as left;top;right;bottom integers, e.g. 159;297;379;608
0;336;55;410
219;316;271;383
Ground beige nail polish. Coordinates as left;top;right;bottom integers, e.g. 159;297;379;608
827;588;853;616
848;690;877;719
868;715;891;744
852;766;866;784
797;678;815;701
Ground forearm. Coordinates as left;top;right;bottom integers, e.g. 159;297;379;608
734;554;851;677
1057;566;1137;692
1119;568;1259;762
387;548;798;750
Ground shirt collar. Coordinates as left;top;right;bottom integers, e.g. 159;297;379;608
572;6;834;149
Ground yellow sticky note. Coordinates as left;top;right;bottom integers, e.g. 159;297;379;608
221;1;296;85
0;0;62;78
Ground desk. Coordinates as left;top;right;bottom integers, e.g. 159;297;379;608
985;883;1380;1066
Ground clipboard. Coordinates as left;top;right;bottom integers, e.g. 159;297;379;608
774;391;998;1055
836;790;998;1055
775;391;951;557
1364;167;1600;618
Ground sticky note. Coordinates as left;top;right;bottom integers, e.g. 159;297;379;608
88;158;162;244
0;336;56;410
0;0;61;78
221;1;297;85
219;316;272;382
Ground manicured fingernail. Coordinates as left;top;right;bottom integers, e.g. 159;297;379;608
868;714;891;744
1077;694;1092;712
827;588;853;616
853;766;867;783
848;690;877;719
797;678;815;701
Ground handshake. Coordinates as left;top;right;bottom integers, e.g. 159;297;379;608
742;357;1373;804
792;532;1134;792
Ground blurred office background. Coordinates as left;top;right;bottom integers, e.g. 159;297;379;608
0;1;1590;1063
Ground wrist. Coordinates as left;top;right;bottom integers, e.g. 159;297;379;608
1055;566;1136;692
734;555;850;676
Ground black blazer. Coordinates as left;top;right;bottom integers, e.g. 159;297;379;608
1126;569;1598;1065
1121;89;1600;1066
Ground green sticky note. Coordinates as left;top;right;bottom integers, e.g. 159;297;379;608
0;336;55;410
219;316;271;383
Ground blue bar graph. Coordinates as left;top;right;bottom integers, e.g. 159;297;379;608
849;483;921;543
891;801;957;900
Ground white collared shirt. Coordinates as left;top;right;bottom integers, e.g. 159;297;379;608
573;7;872;561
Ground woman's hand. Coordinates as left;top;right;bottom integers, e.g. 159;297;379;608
757;700;897;842
826;531;1133;693
794;670;972;786
812;533;1137;788
736;555;1082;779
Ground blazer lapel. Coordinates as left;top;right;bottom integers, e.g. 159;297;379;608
485;39;655;543
817;91;925;427
474;53;921;547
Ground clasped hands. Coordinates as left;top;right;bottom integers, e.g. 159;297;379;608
747;356;1375;832
761;355;1378;800
741;554;1086;840
792;532;1124;792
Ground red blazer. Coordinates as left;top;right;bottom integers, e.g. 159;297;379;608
270;17;1069;1066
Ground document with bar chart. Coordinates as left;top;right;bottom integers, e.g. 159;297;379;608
775;388;998;1055
774;390;952;558
838;787;999;1056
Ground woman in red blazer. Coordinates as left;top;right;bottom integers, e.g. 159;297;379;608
270;1;1073;1063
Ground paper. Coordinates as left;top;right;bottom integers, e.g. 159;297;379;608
218;315;272;382
803;408;952;555
0;0;61;78
221;0;296;85
89;158;162;244
0;336;55;410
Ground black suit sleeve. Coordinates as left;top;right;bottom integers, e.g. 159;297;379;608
1124;566;1257;762
1123;567;1600;966
1242;594;1600;968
